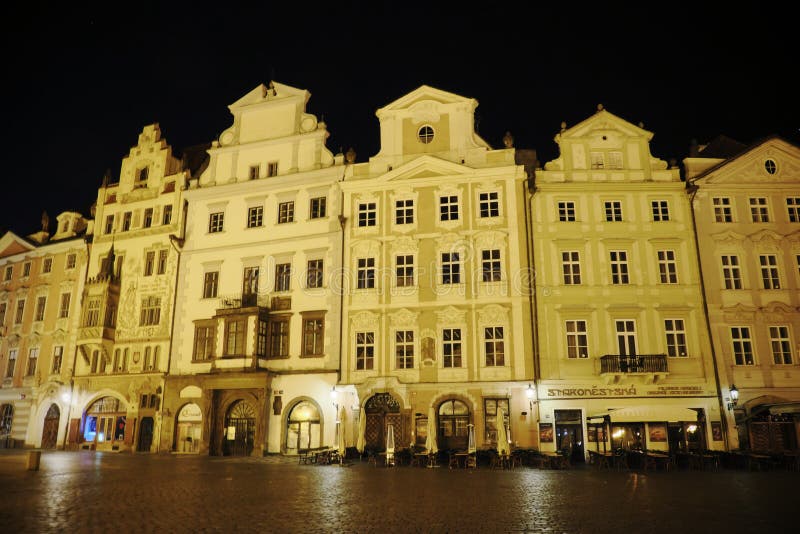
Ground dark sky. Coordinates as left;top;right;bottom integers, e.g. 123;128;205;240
2;2;797;235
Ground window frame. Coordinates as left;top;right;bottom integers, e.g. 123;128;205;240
565;320;588;358
442;328;462;368
203;271;219;299
355;331;375;370
651;200;670;222
561;251;581;285
610;250;630;284
278;201;295;224
664;318;687;357
208;212;225;233
247;205;264;228
769;325;792;364
731;326;754;365
484;326;505;366
309;196;327;219
657;250;678;284
478;191;500;218
558;201;576;222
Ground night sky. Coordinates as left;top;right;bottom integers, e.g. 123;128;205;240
2;3;797;235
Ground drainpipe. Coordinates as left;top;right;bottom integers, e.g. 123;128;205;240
687;181;730;451
336;157;350;387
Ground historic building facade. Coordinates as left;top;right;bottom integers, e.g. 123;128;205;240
0;212;88;449
531;107;722;461
339;86;535;454
162;82;346;456
67;124;189;453
687;135;800;451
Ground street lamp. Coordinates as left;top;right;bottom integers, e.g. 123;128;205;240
727;384;739;411
525;384;535;411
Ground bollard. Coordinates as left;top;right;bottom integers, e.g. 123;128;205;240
27;450;41;471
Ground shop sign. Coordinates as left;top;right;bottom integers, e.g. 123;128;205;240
543;384;707;398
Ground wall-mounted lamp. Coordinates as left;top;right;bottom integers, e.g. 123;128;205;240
727;384;739;411
525;383;535;411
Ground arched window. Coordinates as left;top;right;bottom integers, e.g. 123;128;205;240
286;400;321;453
438;399;470;451
84;396;126;444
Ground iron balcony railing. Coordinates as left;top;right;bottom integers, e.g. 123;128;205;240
600;354;668;374
217;292;271;310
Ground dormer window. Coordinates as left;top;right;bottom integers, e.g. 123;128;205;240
136;167;149;187
418;125;434;144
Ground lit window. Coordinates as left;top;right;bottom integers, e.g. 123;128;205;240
665;319;687;357
769;326;792;364
731;327;754;365
565;320;588;358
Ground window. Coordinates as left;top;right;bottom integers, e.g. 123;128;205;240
139;296;161;326
0;302;5;325
558;201;576;222
225;319;247;356
395;255;414;287
441;252;461;284
275;263;291;292
306;259;323;289
42;257;53;273
355;331;374;370
249;165;260;180
713;197;733;222
256;319;267;358
122;212;132;231
418;125;434;144
764;159;777;174
395;330;414;369
615;320;638;356
481;249;501;282
143;208;153;228
604;201;622;222
721;255;742;289
302;317;324;356
759;255;780;289
247;206;263;228
665;319;687;357
562;251;581;285
23;262;31;277
203;271;219;298
484;327;505;366
278;201;294;223
358;202;376;227
26;347;38;376
157;249;167;275
651;200;670;221
787;197;800;223
269;318;290;357
565;320;588;358
657;250;678;284
395;199;414;224
443;328;462;368
208;212;224;233
34;296;46;321
144;251;155;276
750;197;769;222
356;258;375;289
162;205;173;225
193;324;215;361
731;327;754;365
3;266;11;281
310;197;327;219
242;267;259;302
439;195;459;221
608;152;623;169
84;298;100;327
769;326;792;364
610;251;629;284
51;346;63;373
590;152;604;169
15;299;25;323
59;293;71;318
136;166;149;183
479;192;500;218
104;215;114;234
6;349;17;378
66;253;76;270
267;161;278;177
484;398;509;444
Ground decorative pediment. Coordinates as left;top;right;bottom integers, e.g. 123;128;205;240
692;137;800;185
761;302;797;316
377;85;474;115
389;308;419;328
351;311;379;330
786;230;800;244
474;230;507;249
559;109;653;142
710;230;747;243
380;155;471;182
351;239;382;257
477;304;509;325
435;306;466;325
389;236;419;254
51;328;67;343
228;81;308;110
721;303;758;322
0;231;35;259
436;233;468;251
748;229;785;245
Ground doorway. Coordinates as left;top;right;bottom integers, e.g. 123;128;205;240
137;417;154;452
555;409;584;463
285;401;321;454
223;400;256;456
364;393;402;451
41;404;60;449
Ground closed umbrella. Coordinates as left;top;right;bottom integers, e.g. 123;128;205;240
356;408;367;454
337;404;347;463
386;424;395;466
496;409;510;456
467;423;476;454
425;406;438;455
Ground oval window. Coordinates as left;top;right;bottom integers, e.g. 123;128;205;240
418;125;434;144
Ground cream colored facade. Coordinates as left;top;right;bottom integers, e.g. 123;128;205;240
339;86;535;453
0;212;88;449
164;82;346;456
532;108;723;459
687;136;800;450
69;124;188;453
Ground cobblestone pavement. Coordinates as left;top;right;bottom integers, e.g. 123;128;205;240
0;450;796;534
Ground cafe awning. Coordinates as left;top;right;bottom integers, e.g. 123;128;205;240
587;405;699;423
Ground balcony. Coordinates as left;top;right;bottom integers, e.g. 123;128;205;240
217;292;271;311
599;354;668;384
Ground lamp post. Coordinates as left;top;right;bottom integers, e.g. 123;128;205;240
727;384;739;411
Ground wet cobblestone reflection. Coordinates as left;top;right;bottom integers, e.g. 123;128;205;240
0;451;795;533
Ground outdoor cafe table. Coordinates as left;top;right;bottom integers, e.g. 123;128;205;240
644;451;673;471
449;451;473;469
540;452;569;469
588;450;614;469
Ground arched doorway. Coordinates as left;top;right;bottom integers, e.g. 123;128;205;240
83;396;126;447
137;417;154;452
175;403;202;453
285;400;321;454
438;399;470;450
41;404;60;449
1;404;14;449
223;400;255;456
364;392;402;452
